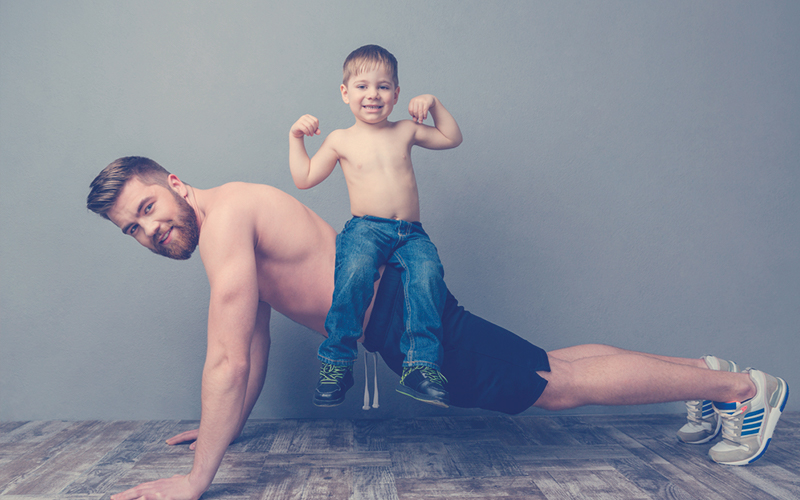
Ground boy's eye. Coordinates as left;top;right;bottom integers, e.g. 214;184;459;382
144;203;153;214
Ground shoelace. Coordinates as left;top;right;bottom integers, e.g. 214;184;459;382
319;364;350;385
685;400;705;424
400;366;448;386
718;404;746;441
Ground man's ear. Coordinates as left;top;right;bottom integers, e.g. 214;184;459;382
341;84;350;104
168;174;188;198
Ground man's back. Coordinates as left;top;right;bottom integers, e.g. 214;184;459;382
200;182;337;333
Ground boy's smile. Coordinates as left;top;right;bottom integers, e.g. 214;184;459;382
341;64;400;125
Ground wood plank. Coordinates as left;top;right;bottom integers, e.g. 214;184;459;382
267;419;353;454
260;451;390;468
394;476;546;499
387;441;460;479
2;421;140;495
60;420;182;496
529;469;652;500
445;439;524;478
507;443;636;462
352;466;398;500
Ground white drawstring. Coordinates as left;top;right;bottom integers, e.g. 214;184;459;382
362;351;380;410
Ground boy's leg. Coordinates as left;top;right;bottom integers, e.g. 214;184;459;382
315;219;393;406
389;224;449;406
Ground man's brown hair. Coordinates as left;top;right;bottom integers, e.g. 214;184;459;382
87;156;170;220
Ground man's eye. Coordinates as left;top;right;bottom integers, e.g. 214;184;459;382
129;225;138;235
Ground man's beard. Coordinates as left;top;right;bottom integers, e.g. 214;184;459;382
150;190;200;260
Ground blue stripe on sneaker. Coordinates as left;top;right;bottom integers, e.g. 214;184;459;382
713;401;737;411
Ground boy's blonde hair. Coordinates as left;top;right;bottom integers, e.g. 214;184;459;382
342;44;398;88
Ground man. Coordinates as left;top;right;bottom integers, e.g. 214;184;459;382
88;157;788;500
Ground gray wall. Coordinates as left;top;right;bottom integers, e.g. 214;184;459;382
1;1;798;421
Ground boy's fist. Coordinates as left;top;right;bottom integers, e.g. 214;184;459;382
291;114;322;138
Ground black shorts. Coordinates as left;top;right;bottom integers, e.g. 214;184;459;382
363;266;550;415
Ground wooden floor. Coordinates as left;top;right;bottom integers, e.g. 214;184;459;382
1;413;798;499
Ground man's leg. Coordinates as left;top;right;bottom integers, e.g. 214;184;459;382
547;343;706;368
533;347;754;411
534;345;788;466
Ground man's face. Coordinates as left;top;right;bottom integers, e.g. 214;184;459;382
107;176;199;260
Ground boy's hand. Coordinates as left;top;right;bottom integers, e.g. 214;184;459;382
409;95;436;124
290;114;322;138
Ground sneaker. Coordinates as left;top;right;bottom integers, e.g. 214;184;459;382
313;363;354;407
677;356;739;444
709;368;789;465
396;366;450;408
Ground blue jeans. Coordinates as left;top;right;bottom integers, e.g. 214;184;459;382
320;216;446;369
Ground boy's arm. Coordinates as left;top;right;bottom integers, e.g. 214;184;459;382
409;95;463;150
289;114;341;189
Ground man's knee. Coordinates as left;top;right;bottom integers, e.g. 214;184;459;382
533;360;579;411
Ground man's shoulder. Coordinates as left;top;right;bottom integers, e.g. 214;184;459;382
201;182;288;229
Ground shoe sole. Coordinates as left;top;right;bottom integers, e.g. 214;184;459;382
313;396;346;407
396;385;450;408
679;422;721;444
679;402;722;444
715;377;789;466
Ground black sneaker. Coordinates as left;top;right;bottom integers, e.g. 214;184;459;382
396;366;450;408
313;363;354;407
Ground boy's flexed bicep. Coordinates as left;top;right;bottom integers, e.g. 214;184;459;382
289;115;341;189
410;95;463;151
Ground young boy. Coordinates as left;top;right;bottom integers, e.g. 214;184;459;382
289;44;462;408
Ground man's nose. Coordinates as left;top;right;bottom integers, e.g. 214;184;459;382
142;220;159;237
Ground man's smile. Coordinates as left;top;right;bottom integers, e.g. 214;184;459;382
156;227;172;246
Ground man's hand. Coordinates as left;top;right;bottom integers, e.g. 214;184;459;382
110;474;203;500
408;94;436;124
290;114;322;138
167;429;200;451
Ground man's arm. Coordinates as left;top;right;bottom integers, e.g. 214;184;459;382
289;114;341;189
112;207;261;500
234;301;271;439
166;275;272;451
408;94;463;150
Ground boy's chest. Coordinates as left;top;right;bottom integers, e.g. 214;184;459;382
339;132;414;172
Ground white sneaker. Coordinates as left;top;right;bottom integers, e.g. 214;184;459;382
709;368;789;465
676;356;739;444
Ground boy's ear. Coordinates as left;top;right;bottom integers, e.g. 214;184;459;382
393;86;400;104
341;84;350;104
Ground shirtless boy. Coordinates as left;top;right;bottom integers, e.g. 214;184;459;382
87;157;788;500
290;45;462;408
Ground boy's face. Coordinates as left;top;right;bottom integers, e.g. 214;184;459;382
340;63;400;125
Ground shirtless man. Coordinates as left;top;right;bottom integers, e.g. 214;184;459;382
88;156;788;500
